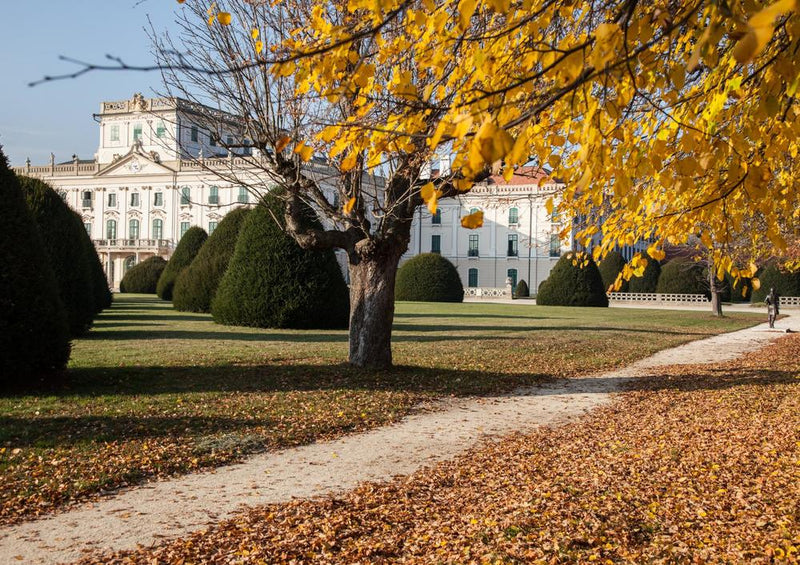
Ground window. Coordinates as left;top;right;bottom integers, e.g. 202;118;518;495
507;234;518;257
209;133;217;146
130;192;140;207
431;234;441;254
124;256;136;273
209;186;219;205
84;222;92;235
432;209;442;225
468;268;478;288
153;192;163;207
108;193;117;207
549;233;561;257
129;219;140;240
209;221;218;234
550;208;559;223
469;207;480;216
156;121;166;138
133;123;142;142
82;191;92;209
152;219;163;240
237;186;249;204
181;186;191;205
468;234;479;257
226;135;233;146
106;219;117;240
507;268;518;290
180;222;190;239
110;125;119;142
190;125;198;142
57;190;67;201
508;207;518;225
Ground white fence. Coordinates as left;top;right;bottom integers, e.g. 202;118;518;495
608;292;708;304
464;286;512;299
780;296;800;307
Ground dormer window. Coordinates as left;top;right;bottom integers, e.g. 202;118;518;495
110;125;120;142
130;192;140;207
156;121;166;138
108;193;117;207
190;125;198;142
133;123;143;142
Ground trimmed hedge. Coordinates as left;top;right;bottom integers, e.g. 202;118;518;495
19;176;96;336
598;250;628;292
656;258;707;295
751;263;800;302
536;253;609;307
395;253;464;302
0;147;71;383
81;230;113;312
156;226;208;301
724;273;752;303
514;279;530;298
120;256;168;294
212;192;349;329
627;252;662;293
173;207;251;312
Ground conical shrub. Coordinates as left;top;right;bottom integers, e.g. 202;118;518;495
19;176;96;336
598;250;628;292
156;226;208;301
0;148;70;384
82;232;112;312
173;207;250;312
627;252;662;293
514;279;529;298
120;256;168;294
656;258;707;295
536;253;608;307
395;253;463;302
212;192;349;329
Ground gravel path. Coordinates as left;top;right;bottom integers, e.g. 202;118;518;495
0;314;793;565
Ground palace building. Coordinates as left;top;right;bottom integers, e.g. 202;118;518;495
14;94;571;293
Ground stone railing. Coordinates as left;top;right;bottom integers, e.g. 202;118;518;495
93;239;174;251
779;296;800;307
608;292;709;304
464;286;512;299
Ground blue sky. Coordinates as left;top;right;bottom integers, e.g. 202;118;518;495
0;1;183;166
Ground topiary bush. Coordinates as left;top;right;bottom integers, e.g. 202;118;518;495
156;226;208;301
81;230;112;312
120;256;168;294
173;207;251;312
598;250;628;292
514;279;530;298
536;253;609;307
656;258;707;295
395;253;464;302
723;273;752;303
18;176;96;336
212;192;350;329
627;252;662;293
751;263;800;302
0;147;71;384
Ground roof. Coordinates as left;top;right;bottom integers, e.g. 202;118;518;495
486;166;553;186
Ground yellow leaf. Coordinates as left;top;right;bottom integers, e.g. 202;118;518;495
341;152;358;171
474;120;515;164
251;28;259;40
217;12;232;25
420;182;436;203
545;197;554;216
275;135;291;153
294;141;313;162
453;179;473;192
458;0;477;30
733;0;796;64
752;277;762;291
343;197;356;215
461;210;484;229
255;40;264;54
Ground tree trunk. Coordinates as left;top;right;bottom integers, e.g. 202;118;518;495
709;265;723;317
347;249;402;368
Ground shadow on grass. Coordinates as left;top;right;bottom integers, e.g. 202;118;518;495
97;314;211;323
80;330;521;343
1;367;795;448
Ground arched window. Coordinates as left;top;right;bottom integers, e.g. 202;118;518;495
508;207;518;225
129;219;139;240
469;207;480;215
124;256;136;273
106;219;117;240
468;268;479;288
432;209;442;224
209;185;219;204
152;219;163;240
180;186;191;205
507;268;518;290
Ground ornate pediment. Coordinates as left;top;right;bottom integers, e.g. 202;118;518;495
96;147;175;178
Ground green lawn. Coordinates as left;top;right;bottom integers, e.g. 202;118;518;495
0;295;762;525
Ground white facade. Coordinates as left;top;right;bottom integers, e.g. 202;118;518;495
14;95;570;294
403;168;570;293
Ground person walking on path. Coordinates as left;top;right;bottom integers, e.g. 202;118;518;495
765;287;780;328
